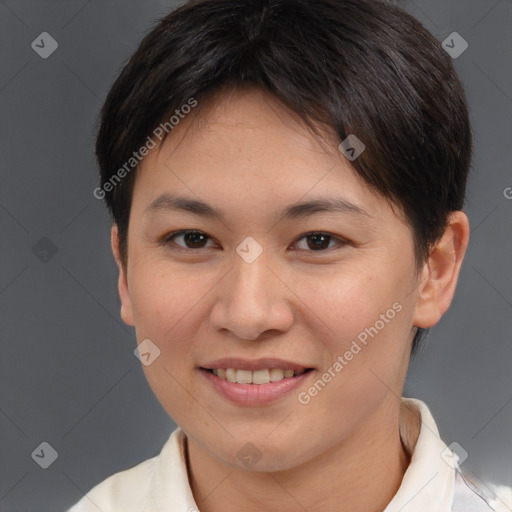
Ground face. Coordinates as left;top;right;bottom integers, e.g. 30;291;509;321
115;88;428;472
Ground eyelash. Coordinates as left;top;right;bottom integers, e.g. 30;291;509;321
159;230;349;254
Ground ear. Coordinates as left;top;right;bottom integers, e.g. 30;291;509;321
111;224;135;326
412;211;470;329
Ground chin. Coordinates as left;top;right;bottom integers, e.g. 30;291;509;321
214;435;315;473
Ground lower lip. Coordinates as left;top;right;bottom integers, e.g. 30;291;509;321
199;368;313;406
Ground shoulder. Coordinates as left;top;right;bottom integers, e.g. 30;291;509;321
398;398;511;512
486;484;512;512
65;454;159;512
65;428;184;512
453;470;512;512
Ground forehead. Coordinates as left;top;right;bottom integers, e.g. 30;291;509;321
132;88;405;227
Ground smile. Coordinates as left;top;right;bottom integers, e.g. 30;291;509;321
199;365;315;405
205;368;309;384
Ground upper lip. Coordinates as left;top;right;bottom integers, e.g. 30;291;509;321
200;358;313;372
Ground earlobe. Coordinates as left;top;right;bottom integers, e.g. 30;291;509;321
110;225;135;326
412;211;470;329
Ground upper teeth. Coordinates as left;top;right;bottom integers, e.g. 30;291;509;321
212;368;305;384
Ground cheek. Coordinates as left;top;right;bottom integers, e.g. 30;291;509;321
127;268;201;386
297;263;412;391
300;264;398;342
129;262;207;334
128;265;207;424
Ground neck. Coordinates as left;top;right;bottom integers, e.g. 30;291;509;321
187;398;410;512
185;396;413;512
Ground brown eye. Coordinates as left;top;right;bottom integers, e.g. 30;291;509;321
181;231;208;248
294;232;347;252
306;233;331;250
163;230;215;251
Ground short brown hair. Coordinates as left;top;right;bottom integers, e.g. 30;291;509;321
95;0;472;353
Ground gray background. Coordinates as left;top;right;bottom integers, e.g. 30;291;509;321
0;1;510;510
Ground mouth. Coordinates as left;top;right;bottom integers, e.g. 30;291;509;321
198;359;315;405
200;367;314;384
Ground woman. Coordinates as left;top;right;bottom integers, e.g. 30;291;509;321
68;0;510;510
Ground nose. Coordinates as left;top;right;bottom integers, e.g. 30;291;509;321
208;251;295;341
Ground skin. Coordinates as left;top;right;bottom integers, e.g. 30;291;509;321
111;88;470;512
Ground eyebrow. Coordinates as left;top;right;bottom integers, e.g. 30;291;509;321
145;193;372;221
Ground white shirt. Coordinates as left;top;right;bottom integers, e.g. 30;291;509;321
67;398;509;512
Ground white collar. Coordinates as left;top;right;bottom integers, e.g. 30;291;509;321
151;397;456;511
70;397;503;511
383;397;456;511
